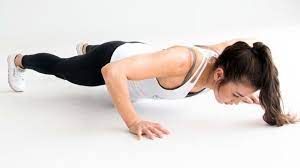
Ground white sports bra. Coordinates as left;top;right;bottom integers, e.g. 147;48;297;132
109;42;218;102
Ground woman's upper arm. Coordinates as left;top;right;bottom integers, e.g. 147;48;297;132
102;45;192;80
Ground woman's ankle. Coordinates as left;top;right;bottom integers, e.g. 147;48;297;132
83;44;89;53
14;54;25;69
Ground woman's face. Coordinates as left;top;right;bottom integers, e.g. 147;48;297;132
214;81;256;104
212;68;256;105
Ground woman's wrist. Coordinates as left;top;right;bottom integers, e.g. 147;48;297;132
127;117;142;128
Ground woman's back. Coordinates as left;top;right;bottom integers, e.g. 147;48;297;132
109;42;218;102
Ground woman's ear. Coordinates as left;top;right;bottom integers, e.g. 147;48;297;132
214;67;224;81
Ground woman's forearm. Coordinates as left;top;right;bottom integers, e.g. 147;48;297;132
102;69;141;128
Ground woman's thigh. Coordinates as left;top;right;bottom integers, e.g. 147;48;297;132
53;40;144;86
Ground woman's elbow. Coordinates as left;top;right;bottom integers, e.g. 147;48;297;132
101;64;125;81
101;64;112;78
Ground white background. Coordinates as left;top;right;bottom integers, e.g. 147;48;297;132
0;0;300;168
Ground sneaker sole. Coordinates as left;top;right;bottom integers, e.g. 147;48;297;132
7;54;24;92
76;42;88;55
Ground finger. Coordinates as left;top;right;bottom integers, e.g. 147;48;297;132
254;100;260;104
137;127;143;140
152;122;170;134
251;96;260;104
242;96;253;104
250;97;258;104
242;99;249;103
144;129;155;140
149;127;164;138
154;125;170;135
153;122;162;127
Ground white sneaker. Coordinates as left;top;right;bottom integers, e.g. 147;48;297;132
7;54;26;92
76;42;88;55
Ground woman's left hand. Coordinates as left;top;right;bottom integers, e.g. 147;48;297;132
241;93;260;105
229;93;260;105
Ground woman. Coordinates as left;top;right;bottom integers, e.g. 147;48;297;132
7;39;299;140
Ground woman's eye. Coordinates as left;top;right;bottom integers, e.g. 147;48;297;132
233;94;239;98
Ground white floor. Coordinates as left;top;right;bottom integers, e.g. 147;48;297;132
1;2;300;164
1;26;300;168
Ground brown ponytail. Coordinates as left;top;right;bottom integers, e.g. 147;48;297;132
252;42;299;126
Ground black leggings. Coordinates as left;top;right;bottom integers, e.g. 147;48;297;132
21;40;145;86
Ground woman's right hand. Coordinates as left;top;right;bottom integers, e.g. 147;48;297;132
128;120;170;140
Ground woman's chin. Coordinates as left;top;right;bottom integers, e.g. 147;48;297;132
214;92;223;104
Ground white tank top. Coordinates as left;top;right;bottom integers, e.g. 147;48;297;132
109;42;218;102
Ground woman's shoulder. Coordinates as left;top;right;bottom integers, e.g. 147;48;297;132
208;38;257;54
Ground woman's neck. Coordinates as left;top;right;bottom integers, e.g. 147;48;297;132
194;57;216;90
